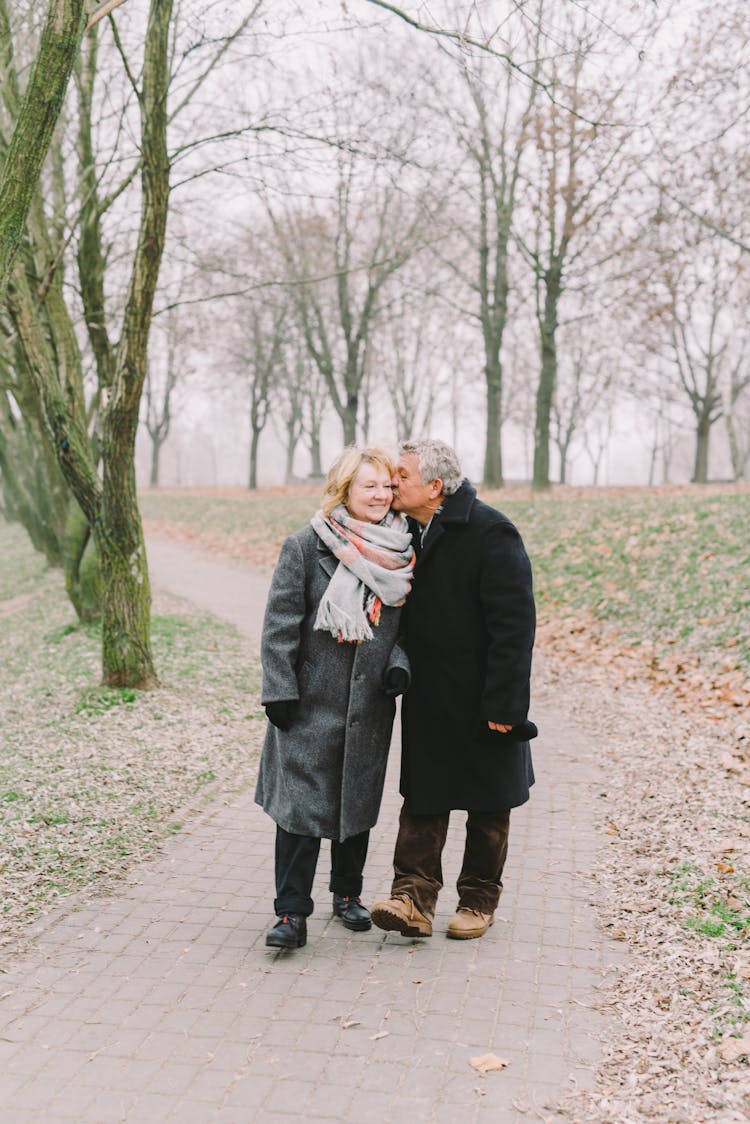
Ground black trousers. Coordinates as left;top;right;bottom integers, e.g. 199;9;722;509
390;802;510;918
274;825;370;917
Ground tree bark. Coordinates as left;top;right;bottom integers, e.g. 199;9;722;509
0;0;86;292
533;262;561;490
483;362;503;486
248;426;260;489
692;414;711;484
99;0;173;688
149;435;163;487
309;429;323;477
63;502;103;622
726;413;748;481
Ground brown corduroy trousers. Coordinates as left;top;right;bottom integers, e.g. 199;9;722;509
390;802;510;918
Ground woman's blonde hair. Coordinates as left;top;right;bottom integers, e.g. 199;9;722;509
321;445;395;516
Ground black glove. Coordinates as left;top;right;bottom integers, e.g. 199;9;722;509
264;700;298;731
383;667;410;697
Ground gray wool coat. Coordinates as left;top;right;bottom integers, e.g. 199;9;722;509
254;524;410;841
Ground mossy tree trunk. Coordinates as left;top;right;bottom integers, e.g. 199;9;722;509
2;0;172;687
98;0;172;688
63;502;103;622
0;0;86;294
0;0;104;614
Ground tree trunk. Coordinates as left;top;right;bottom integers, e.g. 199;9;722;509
342;397;357;445
149;434;162;487
0;419;65;565
309;429;323;477
483;357;504;487
558;442;568;485
63;501;102;622
692;414;711;484
533;264;561;491
98;470;153;686
284;423;296;484
98;0;173;688
725;413;748;481
647;438;658;486
0;0;86;292
248;426;260;489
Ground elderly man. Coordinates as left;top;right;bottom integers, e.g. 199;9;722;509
371;439;536;940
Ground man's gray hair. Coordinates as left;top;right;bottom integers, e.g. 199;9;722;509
399;439;463;496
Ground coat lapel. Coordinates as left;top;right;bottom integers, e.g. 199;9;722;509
416;520;445;568
317;538;338;578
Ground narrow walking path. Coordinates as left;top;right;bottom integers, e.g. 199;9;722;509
0;536;626;1123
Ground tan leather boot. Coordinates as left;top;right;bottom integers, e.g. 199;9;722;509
371;894;433;937
446;908;494;940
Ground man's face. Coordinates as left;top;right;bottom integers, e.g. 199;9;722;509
391;453;434;517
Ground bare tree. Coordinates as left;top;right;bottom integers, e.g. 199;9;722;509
373;277;446;441
245;301;286;490
519;48;634;490
432;17;541;485
268;121;426;446
143;310;185;487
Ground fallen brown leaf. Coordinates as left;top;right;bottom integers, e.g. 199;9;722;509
469;1053;510;1073
718;1030;750;1062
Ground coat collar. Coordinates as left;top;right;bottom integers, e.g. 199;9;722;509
412;479;476;566
437;478;476;523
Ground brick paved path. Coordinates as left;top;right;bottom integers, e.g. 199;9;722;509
0;537;626;1123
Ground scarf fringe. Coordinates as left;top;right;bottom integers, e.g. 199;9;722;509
314;597;374;643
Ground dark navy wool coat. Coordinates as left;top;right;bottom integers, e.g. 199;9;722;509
255;525;409;841
399;480;536;813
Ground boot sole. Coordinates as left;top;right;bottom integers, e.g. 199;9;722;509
340;916;372;931
446;918;494;940
371;906;432;938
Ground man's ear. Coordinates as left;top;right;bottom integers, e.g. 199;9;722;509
428;477;444;500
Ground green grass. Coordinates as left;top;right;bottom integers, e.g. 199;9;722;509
669;860;750;947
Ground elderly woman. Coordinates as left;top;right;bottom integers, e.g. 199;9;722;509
256;446;414;950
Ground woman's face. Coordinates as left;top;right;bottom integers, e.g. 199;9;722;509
346;461;393;523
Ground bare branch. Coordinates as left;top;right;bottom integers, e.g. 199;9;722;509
362;0;617;127
85;0;128;34
168;5;261;123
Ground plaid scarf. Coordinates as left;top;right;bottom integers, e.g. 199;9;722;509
311;505;414;642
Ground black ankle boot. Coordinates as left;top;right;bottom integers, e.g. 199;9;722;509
332;894;372;932
266;913;307;949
